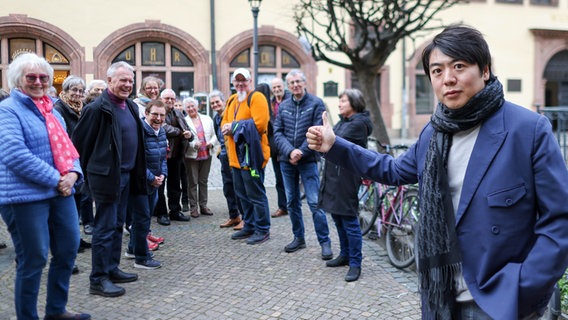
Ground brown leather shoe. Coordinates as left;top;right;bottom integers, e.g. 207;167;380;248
190;209;199;218
200;207;214;216
233;220;244;230
220;216;241;228
271;208;288;218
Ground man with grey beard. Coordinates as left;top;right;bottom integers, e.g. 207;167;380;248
221;68;271;245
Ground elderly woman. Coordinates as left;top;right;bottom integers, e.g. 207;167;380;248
0;53;90;319
54;76;92;261
318;89;373;282
183;97;218;218
133;76;162;118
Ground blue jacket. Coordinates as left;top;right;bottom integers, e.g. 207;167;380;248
232;119;264;178
142;120;168;191
274;92;325;163
325;101;568;319
0;89;83;205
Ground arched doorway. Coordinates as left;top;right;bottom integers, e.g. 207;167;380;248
217;26;317;99
94;20;209;97
0;14;85;93
543;50;568;107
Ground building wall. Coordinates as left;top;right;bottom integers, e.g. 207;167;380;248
1;0;567;138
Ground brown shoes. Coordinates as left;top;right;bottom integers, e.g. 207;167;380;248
190;209;199;218
200;207;214;216
233;220;244;230
220;216;242;228
271;208;288;218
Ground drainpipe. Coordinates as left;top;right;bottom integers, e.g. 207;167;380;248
210;0;218;90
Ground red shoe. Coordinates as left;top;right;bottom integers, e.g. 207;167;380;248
147;233;164;245
147;239;159;251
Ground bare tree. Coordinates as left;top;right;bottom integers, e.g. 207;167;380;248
294;0;462;149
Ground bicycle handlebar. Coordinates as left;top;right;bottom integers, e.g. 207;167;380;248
367;136;409;154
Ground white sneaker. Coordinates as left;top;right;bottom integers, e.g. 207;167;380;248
124;251;135;259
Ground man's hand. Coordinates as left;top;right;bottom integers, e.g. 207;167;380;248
151;175;164;187
221;123;233;136
306;111;336;153
289;149;303;165
182;130;192;139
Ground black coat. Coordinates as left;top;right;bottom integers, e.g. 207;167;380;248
318;111;373;216
72;91;147;203
53;99;80;138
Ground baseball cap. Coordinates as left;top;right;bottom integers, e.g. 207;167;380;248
232;68;251;81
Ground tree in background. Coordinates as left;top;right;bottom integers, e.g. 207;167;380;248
294;0;461;148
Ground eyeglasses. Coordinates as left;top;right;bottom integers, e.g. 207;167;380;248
149;112;166;118
288;79;304;85
145;87;159;91
70;87;85;94
25;73;49;84
162;97;176;101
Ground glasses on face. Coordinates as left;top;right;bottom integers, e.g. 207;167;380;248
288;79;304;86
145;87;159;91
149;112;166;118
25;73;50;84
162;97;175;101
70;87;85;94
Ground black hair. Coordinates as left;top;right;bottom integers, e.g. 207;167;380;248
422;24;493;81
339;88;366;113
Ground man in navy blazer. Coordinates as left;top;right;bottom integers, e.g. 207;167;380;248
307;24;568;319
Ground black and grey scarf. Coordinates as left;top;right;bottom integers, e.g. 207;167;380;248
418;77;504;319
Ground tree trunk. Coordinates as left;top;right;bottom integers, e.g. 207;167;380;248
355;68;391;152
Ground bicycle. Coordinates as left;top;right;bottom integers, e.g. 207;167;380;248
357;143;420;269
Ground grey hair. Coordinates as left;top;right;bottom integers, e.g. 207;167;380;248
87;79;107;91
160;88;176;98
208;89;225;102
285;69;306;83
183;97;199;107
62;75;86;92
7;53;54;90
106;61;134;78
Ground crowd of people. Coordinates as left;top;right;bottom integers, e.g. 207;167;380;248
2;24;568;320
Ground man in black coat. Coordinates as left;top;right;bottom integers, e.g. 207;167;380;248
73;61;147;298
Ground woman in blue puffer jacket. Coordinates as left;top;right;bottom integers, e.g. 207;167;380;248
0;53;89;319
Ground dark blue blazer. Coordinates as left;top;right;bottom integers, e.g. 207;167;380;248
325;101;568;319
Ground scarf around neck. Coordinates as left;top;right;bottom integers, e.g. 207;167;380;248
418;77;504;319
58;91;83;116
33;94;80;175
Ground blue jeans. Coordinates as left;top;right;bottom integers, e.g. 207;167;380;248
281;161;330;244
220;153;242;219
90;172;130;284
128;189;157;261
1;196;79;319
331;214;362;267
272;156;287;210
232;167;270;233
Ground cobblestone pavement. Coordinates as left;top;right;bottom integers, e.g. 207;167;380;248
0;155;421;320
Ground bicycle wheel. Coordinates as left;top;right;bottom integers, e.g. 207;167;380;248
386;188;419;269
358;182;379;236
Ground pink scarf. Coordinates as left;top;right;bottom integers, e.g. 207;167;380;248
34;95;80;175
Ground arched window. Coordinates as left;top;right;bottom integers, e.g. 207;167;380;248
1;37;71;92
229;45;301;91
112;41;195;99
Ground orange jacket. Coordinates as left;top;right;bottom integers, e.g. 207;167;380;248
221;91;270;169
